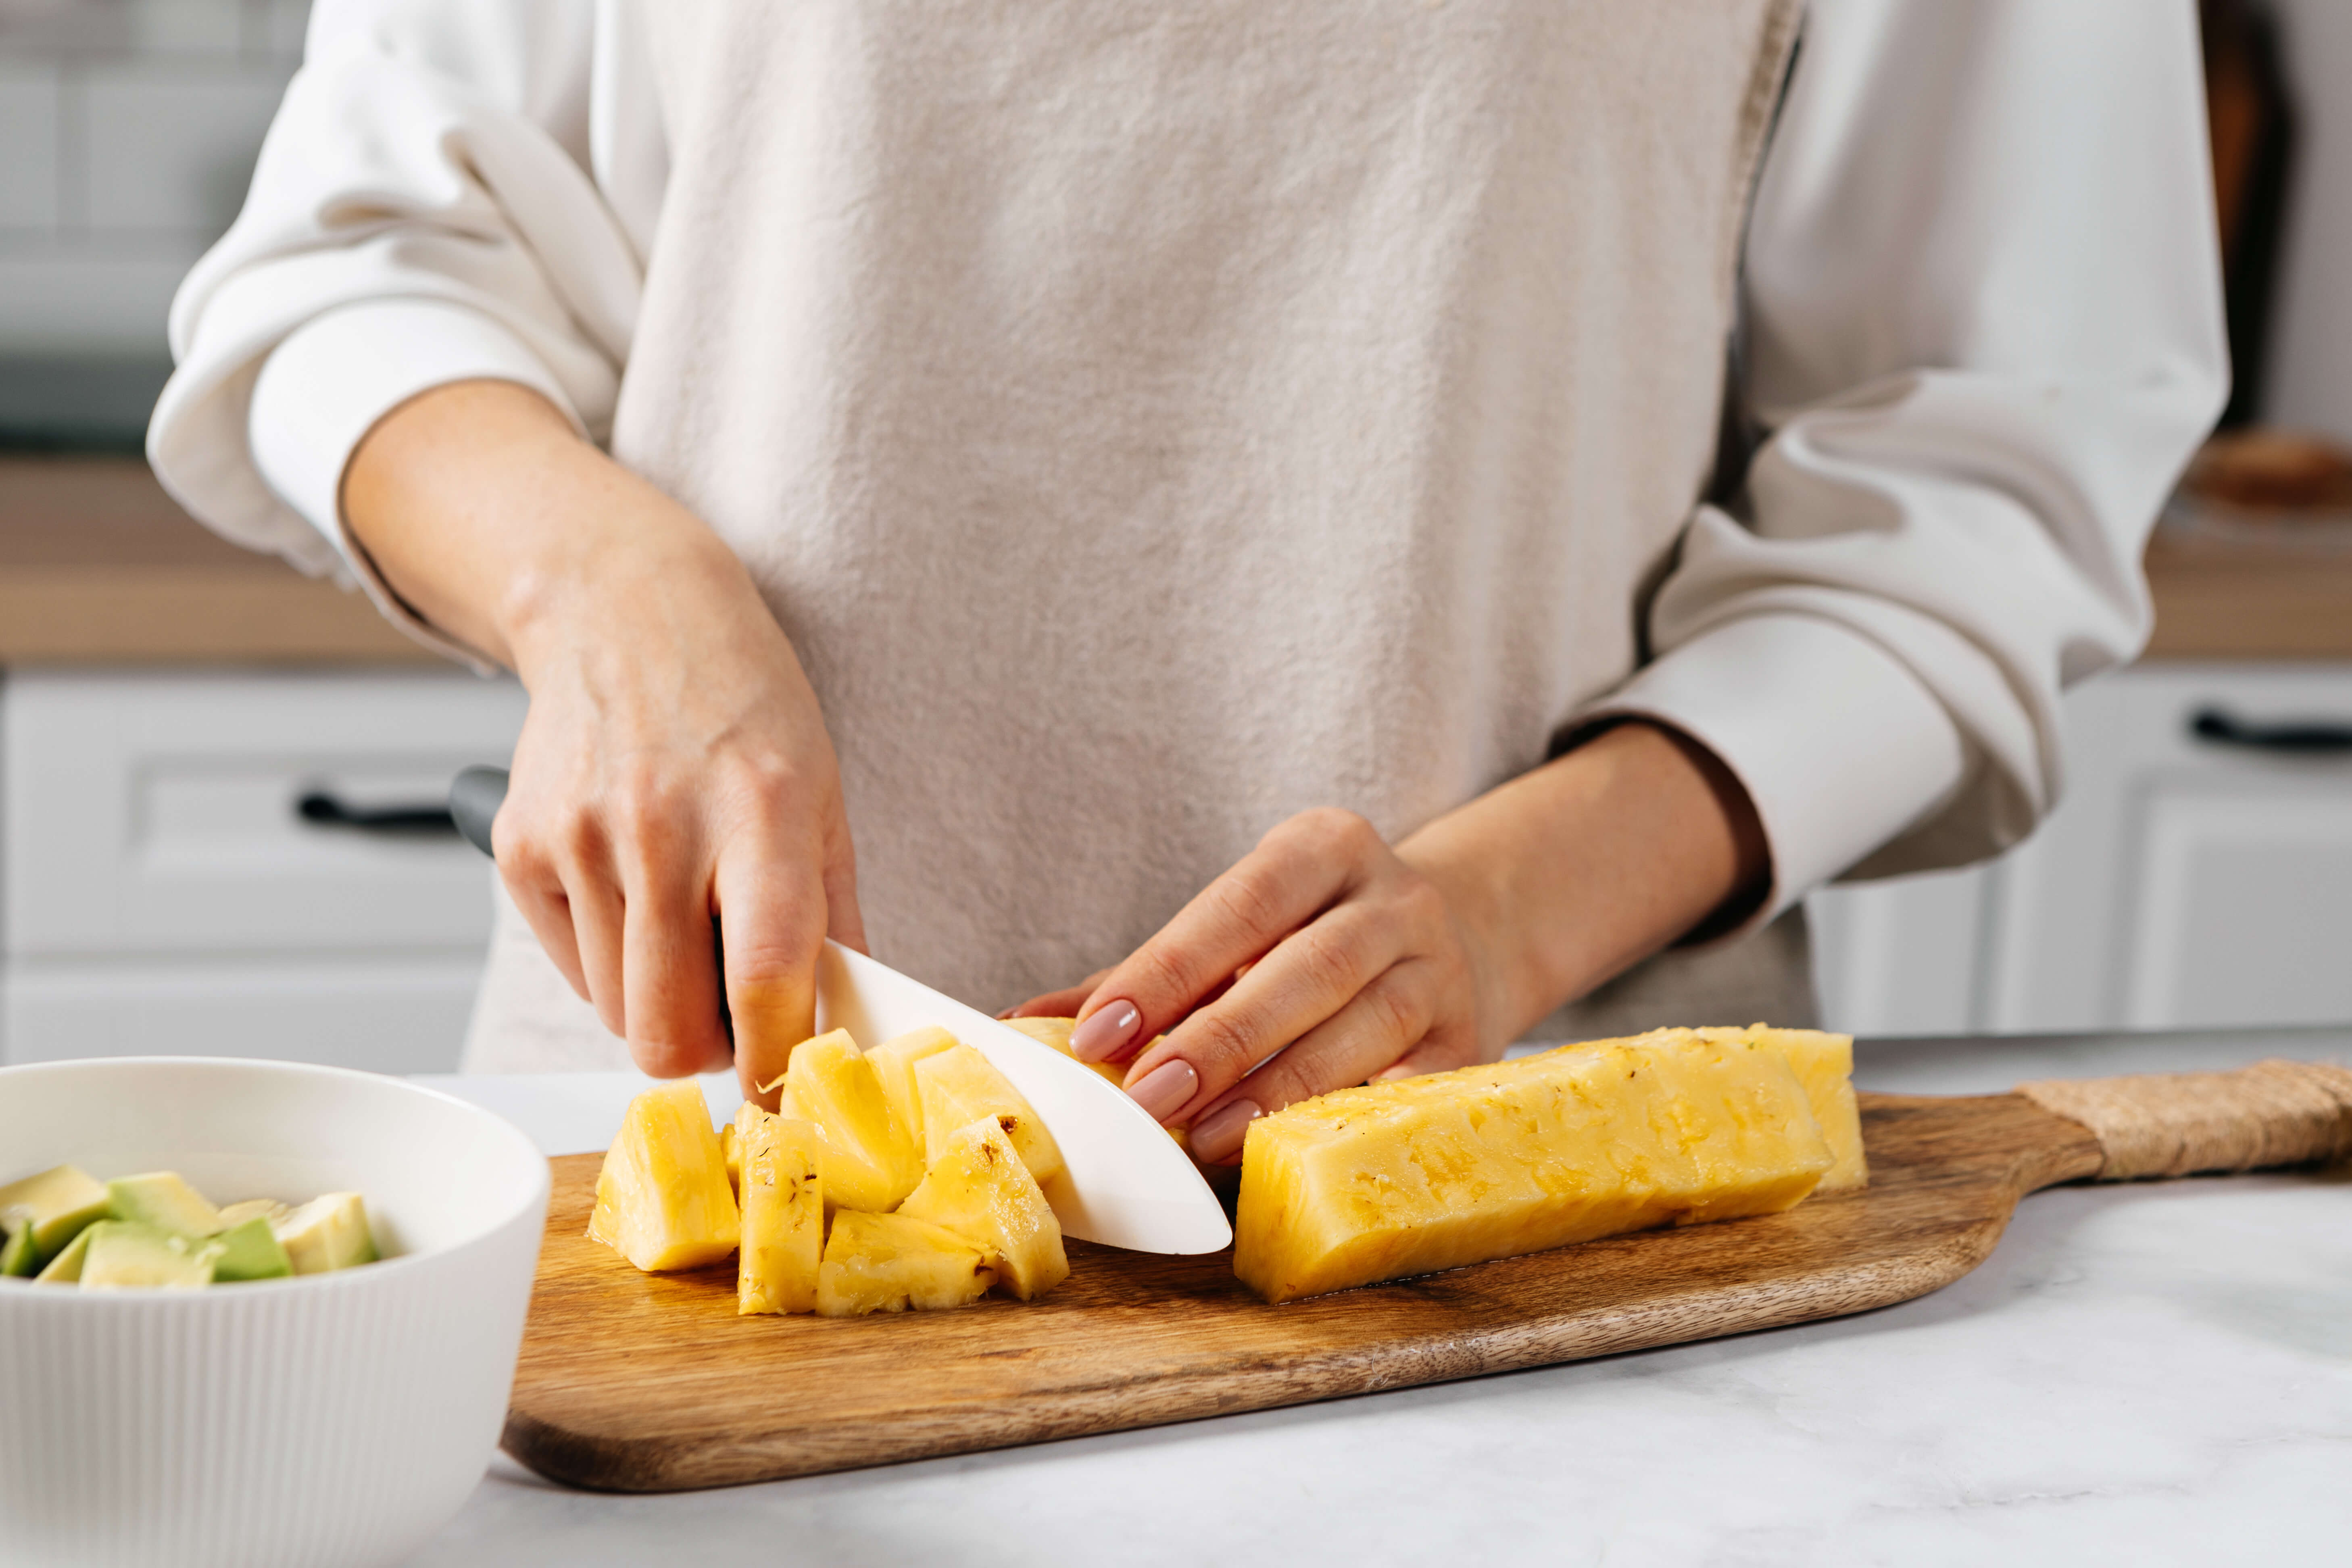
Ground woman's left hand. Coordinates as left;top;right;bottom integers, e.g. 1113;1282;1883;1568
1024;808;1512;1165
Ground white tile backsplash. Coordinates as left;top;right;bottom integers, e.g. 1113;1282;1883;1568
0;63;60;231
0;0;248;59
0;242;206;354
81;61;290;234
242;0;309;61
0;0;308;359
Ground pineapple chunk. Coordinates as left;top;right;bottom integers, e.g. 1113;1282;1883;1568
1234;1032;1833;1303
719;1118;741;1199
1003;1016;1097;1072
865;1026;961;1145
816;1211;996;1316
588;1079;740;1272
913;1045;1065;1187
786;1030;924;1213
737;1109;824;1316
899;1115;1070;1300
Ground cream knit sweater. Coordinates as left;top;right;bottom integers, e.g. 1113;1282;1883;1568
148;1;2225;1065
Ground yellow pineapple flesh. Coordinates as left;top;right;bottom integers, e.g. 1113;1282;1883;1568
588;1079;740;1272
816;1210;997;1316
736;1108;824;1316
1233;1032;1833;1303
719;1118;741;1199
899;1115;1070;1301
914;1045;1065;1187
865;1025;961;1146
784;1029;924;1213
1683;1026;1867;1191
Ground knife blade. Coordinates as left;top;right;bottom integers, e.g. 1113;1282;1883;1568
449;766;1232;1254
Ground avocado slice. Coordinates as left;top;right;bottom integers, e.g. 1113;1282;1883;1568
273;1193;377;1274
33;1225;94;1284
203;1215;294;1282
0;1164;111;1267
79;1222;216;1290
106;1172;223;1239
0;1213;32;1278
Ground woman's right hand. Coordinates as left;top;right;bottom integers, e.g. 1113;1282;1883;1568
344;380;863;1105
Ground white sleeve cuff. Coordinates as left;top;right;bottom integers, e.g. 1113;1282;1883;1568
248;296;587;667
1573;613;1969;933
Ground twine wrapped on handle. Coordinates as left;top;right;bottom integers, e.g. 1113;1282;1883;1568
2017;1058;2352;1181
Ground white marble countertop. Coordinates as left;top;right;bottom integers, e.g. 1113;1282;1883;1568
405;1026;2352;1567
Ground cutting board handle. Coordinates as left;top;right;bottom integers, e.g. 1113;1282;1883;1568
2016;1058;2352;1181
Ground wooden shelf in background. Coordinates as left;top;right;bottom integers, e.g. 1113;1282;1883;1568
0;455;438;665
5;455;2346;667
2143;530;2352;660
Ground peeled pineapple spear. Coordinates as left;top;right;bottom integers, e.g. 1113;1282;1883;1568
1687;1026;1866;1191
736;1105;824;1316
1234;1029;1843;1303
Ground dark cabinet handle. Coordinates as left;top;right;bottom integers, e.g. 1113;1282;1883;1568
2189;707;2352;755
294;790;460;835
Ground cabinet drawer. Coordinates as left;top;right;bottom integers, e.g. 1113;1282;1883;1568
2;955;480;1074
4;670;526;956
1987;662;2352;1032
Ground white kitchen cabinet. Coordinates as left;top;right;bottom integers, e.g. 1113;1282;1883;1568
1811;661;2352;1036
2;669;525;1070
6;661;2345;1069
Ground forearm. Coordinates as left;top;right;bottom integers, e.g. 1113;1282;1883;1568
342;377;863;1098
341;379;749;680
1397;721;1767;1046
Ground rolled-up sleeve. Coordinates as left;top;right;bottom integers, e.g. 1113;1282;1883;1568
1582;0;2229;928
145;0;661;655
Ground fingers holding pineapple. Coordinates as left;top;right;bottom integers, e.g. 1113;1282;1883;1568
1068;807;1509;1165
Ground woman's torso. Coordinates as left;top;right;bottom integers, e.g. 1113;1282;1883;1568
466;0;1814;1068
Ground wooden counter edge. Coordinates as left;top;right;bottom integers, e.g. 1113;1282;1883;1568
0;567;445;665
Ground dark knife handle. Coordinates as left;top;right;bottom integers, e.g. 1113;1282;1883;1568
448;766;509;858
448;764;736;1043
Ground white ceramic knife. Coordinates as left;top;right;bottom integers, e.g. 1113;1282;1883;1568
810;940;1230;1253
449;766;1232;1254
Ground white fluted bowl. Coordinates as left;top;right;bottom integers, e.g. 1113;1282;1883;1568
0;1057;549;1568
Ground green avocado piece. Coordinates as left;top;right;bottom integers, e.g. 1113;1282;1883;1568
203;1216;293;1282
216;1198;291;1230
0;1164;112;1264
273;1193;377;1274
79;1222;215;1291
106;1172;223;1239
34;1225;94;1284
0;1213;32;1277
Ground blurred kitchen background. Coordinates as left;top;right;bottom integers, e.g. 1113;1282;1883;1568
1;0;2348;1071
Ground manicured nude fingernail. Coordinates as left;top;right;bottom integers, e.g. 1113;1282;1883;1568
1125;1059;1199;1122
1073;1000;1142;1063
1189;1099;1261;1164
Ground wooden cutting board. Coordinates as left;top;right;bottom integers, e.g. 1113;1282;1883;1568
504;1088;2129;1492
